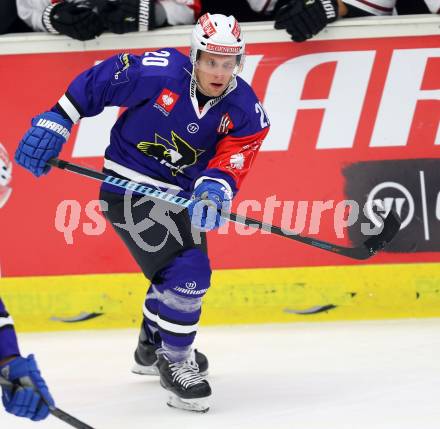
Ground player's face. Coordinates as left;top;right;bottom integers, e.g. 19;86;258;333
195;52;237;97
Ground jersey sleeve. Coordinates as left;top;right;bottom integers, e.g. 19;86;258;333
246;0;278;14
198;101;270;196
160;0;201;25
16;0;49;32
0;299;20;361
54;52;165;123
342;0;395;15
424;0;440;13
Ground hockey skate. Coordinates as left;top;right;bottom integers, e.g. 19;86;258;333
132;340;209;376
157;353;211;413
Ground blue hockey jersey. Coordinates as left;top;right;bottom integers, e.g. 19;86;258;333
56;48;270;197
0;299;20;361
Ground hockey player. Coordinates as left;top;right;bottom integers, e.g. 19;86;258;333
14;13;270;412
0;299;54;421
0;148;54;421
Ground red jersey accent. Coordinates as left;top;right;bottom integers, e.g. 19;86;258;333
207;128;269;190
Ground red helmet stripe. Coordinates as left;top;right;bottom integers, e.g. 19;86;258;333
199;13;217;37
231;19;241;40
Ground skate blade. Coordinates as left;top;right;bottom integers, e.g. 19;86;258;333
131;362;159;376
166;393;210;413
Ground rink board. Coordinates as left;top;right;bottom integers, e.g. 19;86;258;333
2;263;440;332
1;17;440;333
1;16;440;278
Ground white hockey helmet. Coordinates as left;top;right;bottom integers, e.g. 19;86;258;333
190;13;245;76
0;143;12;209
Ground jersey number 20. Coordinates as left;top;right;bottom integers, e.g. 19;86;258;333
142;50;170;67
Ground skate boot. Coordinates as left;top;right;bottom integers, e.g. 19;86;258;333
132;340;209;376
157;353;211;413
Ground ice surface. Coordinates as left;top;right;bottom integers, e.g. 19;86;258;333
1;319;439;429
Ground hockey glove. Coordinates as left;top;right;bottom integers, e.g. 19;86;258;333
42;1;104;41
0;355;54;421
188;179;232;231
99;0;155;33
15;111;72;177
274;0;338;42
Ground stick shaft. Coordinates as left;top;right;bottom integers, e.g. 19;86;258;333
48;158;375;260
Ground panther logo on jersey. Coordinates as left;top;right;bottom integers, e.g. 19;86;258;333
137;131;204;176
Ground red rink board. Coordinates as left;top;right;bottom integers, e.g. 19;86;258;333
0;35;439;277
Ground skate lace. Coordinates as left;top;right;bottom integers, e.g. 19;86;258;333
169;361;205;389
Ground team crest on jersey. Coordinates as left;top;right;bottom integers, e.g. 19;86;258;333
137;131;204;176
154;89;180;116
112;53;131;85
217;113;234;135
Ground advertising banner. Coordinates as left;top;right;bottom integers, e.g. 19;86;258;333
0;32;439;278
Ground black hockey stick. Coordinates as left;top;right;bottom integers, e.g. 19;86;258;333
0;376;95;429
47;158;401;260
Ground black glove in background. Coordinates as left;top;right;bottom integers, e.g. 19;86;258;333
274;0;338;42
98;0;155;34
43;1;104;41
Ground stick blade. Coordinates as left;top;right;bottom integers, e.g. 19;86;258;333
363;210;401;256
